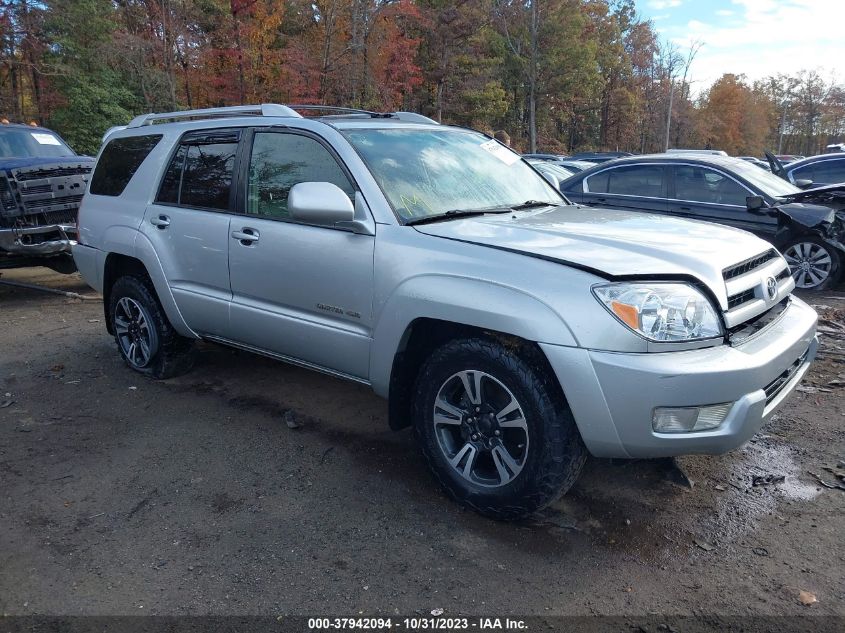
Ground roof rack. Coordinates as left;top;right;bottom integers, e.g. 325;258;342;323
124;103;438;129
126;104;302;128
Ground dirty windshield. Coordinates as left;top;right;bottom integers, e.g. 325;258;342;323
344;128;562;222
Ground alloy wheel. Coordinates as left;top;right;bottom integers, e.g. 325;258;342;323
432;370;529;488
114;297;158;368
783;242;833;289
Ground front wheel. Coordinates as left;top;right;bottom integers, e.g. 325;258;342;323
413;338;586;520
782;238;841;290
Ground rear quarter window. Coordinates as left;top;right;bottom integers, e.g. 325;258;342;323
90;135;163;196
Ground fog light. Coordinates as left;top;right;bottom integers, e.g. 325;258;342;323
652;403;733;433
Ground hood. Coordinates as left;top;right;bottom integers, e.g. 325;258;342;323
0;156;94;173
413;205;776;306
779;184;845;211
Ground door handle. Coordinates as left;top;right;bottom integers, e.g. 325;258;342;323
231;228;260;244
150;215;170;228
679;206;691;211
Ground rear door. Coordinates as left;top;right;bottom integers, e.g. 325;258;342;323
579;163;669;215
140;129;240;337
667;164;775;238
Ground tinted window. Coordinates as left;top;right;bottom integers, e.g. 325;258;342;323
807;159;845;183
673;165;750;205
586;165;666;197
157;145;187;204
247;132;354;219
90;135;162;196
155;131;239;210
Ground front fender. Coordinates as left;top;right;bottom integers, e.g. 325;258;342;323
369;274;576;397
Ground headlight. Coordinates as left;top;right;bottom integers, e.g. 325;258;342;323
593;282;722;342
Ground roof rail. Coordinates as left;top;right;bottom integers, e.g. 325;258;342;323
289;104;438;124
125;103;302;128
289;105;390;118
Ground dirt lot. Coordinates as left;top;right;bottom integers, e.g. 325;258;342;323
1;268;844;622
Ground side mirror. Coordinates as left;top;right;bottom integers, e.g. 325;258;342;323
746;195;766;212
288;182;355;226
794;178;814;189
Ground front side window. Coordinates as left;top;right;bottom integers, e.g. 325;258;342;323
673;165;750;206
90;135;162;196
247;132;354;219
586;165;666;198
343;128;561;221
155;130;239;210
807;159;845;183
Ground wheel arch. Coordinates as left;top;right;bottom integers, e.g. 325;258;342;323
373;275;575;431
101;234;196;338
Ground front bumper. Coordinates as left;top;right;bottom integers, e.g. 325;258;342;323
541;297;818;458
0;223;76;256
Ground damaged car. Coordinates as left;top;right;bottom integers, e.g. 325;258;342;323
562;154;845;289
0;122;93;272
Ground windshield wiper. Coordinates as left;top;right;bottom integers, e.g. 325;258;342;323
405;207;513;226
510;200;558;210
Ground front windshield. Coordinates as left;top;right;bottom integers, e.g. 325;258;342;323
0;128;76;158
343;128;562;221
727;158;800;197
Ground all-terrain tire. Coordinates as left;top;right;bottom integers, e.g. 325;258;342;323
108;275;195;379
413;337;587;521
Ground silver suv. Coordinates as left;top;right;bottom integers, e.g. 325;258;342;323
74;105;818;519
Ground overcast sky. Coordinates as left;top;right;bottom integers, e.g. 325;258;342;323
638;0;844;90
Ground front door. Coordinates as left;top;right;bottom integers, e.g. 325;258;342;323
227;129;375;380
668;164;775;239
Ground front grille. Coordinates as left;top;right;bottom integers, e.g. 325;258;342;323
22;193;83;212
722;247;793;331
764;348;808;405
727;289;755;310
13;165;91;181
723;249;778;281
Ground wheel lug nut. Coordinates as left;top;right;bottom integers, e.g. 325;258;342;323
475;407;480;413
471;434;478;440
494;430;500;436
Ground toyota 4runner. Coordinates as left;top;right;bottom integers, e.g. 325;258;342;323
73;105;818;519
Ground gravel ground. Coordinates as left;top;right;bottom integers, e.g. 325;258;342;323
0;268;843;622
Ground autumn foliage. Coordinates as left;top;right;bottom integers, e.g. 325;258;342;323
0;0;842;156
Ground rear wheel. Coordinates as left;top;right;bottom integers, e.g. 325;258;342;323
108;275;195;379
413;337;586;520
783;238;841;290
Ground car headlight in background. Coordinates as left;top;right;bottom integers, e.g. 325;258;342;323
593;282;722;342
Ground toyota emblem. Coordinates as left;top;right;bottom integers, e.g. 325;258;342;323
765;276;778;300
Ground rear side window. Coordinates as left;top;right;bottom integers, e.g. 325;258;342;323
90;135;163;196
586;165;666;198
155;130;239;211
